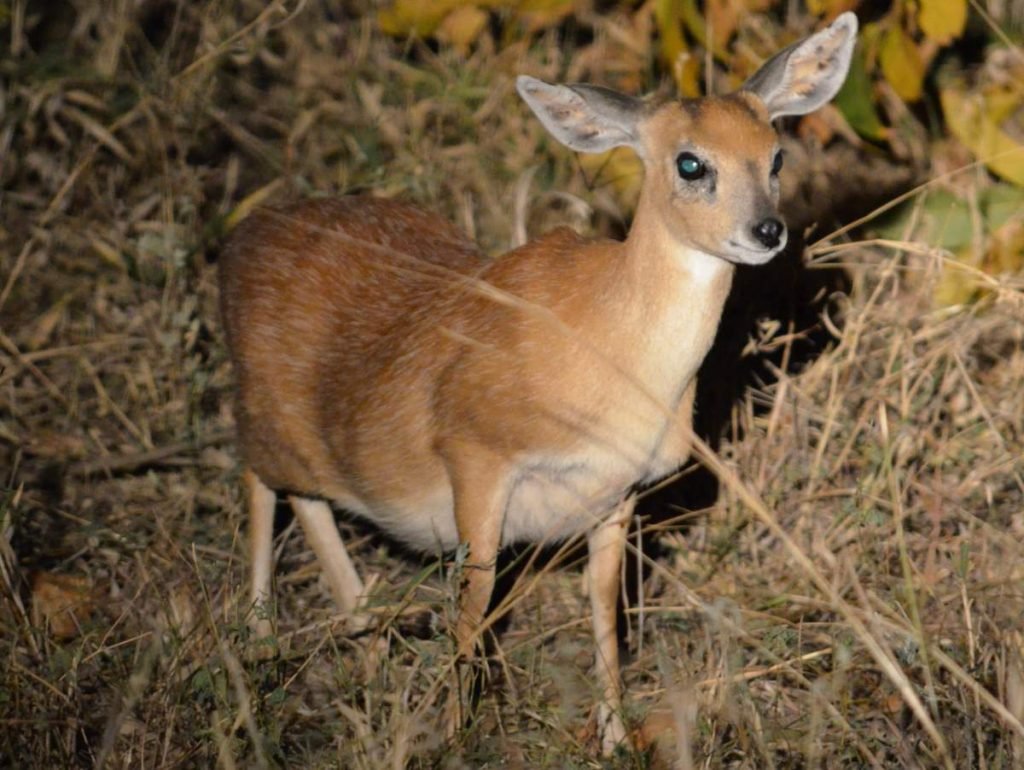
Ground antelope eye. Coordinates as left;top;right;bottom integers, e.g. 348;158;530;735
676;152;705;181
771;150;784;176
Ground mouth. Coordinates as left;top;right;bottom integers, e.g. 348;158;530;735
725;238;786;265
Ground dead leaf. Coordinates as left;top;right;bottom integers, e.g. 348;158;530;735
705;0;738;51
578;147;643;213
706;0;770;51
797;111;836;145
437;5;489;53
633;706;676;751
31;572;96;640
516;0;576;33
25;294;71;351
884;692;905;714
987;217;1024;275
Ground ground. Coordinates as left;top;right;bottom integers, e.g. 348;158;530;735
1;2;1023;768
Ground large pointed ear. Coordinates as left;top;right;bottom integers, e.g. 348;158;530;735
742;12;858;120
517;75;643;154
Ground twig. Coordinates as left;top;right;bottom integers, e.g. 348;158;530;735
68;428;234;477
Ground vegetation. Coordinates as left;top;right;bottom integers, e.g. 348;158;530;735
1;0;1022;767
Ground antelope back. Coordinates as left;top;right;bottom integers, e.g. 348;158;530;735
219;197;485;494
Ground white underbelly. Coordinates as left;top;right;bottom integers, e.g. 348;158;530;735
337;435;684;552
500;450;644;545
346;487;459;553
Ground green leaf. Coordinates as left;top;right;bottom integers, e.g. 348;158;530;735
833;47;886;140
873;189;971;250
982;185;1024;228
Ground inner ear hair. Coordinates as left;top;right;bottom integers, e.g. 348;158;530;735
741;12;858;120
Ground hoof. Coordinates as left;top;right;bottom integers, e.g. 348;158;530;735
596;702;628;756
246;616;279;661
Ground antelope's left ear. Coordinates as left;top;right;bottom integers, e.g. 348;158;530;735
742;12;858;120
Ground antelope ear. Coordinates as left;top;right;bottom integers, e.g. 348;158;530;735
742;12;858;120
517;75;643;154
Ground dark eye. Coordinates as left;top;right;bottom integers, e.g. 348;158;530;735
676;152;706;181
771;150;784;176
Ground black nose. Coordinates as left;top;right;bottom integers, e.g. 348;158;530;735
752;218;784;249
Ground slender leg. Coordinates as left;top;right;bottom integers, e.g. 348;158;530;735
588;496;635;755
441;444;509;735
246;468;277;645
289;496;367;628
453;480;508;657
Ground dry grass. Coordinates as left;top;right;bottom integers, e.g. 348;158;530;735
2;1;1023;768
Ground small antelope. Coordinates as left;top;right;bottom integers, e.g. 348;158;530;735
219;13;856;754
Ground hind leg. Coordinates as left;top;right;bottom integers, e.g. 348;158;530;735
245;468;277;645
289;496;368;630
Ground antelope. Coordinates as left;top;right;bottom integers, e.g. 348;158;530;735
218;13;856;754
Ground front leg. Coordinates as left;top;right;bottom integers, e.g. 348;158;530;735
441;442;510;734
588;497;635;755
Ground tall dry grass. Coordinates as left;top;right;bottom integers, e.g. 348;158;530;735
1;1;1022;767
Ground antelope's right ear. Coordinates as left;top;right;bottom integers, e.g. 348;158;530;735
517;75;643;154
742;12;858;120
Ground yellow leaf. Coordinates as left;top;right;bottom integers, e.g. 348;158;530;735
934;246;981;308
437;5;489;52
941;86;1024;186
919;0;967;45
987;218;1024;275
516;0;576;31
806;0;859;20
654;0;700;97
880;25;925;102
578;147;644;212
379;0;463;38
983;85;1024;124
